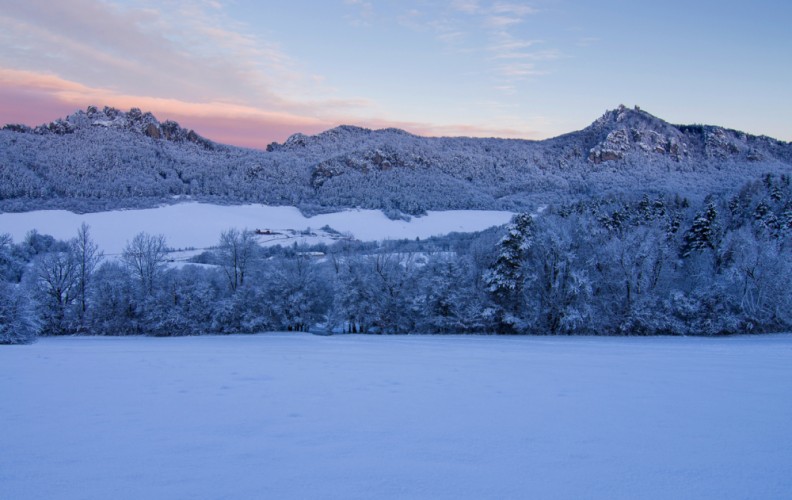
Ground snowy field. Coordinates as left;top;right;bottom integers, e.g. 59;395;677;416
2;334;791;499
0;203;514;254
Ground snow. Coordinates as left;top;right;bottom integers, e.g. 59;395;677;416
0;203;514;254
2;334;791;499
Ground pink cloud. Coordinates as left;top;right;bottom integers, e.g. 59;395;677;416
0;87;79;127
354;117;539;140
162;114;329;150
0;68;542;149
0;68;330;148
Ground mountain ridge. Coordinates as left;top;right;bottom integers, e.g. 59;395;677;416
2;105;791;215
6;103;789;152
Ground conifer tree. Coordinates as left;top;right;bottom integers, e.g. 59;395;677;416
681;201;719;258
485;213;534;331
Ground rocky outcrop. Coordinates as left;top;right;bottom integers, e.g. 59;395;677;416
144;123;161;139
587;105;689;164
704;128;743;158
12;105;215;150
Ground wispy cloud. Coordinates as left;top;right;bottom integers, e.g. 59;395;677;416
443;1;555;90
344;0;375;26
485;15;523;28
491;2;538;17
488;36;540;57
451;0;481;14
504;49;561;61
497;62;548;77
0;0;302;106
577;36;600;47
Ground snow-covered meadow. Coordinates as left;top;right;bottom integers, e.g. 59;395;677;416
3;334;791;499
0;203;514;254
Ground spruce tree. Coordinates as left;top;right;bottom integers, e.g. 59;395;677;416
681;201;719;258
485;213;534;331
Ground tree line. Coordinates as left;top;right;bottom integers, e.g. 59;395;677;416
2;175;790;344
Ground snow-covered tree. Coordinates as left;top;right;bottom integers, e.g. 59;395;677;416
484;212;534;332
212;285;273;334
596;224;672;334
218;228;256;292
0;233;24;283
143;266;220;336
334;254;379;333
72;223;103;329
0;282;39;344
123;232;167;296
719;227;792;331
268;255;331;332
367;251;417;334
681;201;720;259
89;262;138;336
527;215;595;335
413;255;492;333
34;249;79;335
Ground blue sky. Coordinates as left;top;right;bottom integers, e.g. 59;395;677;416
1;0;789;147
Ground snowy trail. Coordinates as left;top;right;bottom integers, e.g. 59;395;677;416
2;334;791;499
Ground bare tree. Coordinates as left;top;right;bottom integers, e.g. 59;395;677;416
35;250;79;334
218;228;256;292
123;232;167;295
72;223;103;325
370;251;416;334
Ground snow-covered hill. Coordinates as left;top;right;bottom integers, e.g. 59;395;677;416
2;105;790;215
0;202;514;254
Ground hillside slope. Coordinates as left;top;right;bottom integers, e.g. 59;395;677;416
2;105;790;214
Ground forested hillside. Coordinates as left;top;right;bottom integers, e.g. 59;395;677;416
2;105;790;215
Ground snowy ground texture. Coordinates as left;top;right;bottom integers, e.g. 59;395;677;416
3;334;792;500
0;203;514;254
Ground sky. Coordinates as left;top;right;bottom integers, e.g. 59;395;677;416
1;0;790;149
